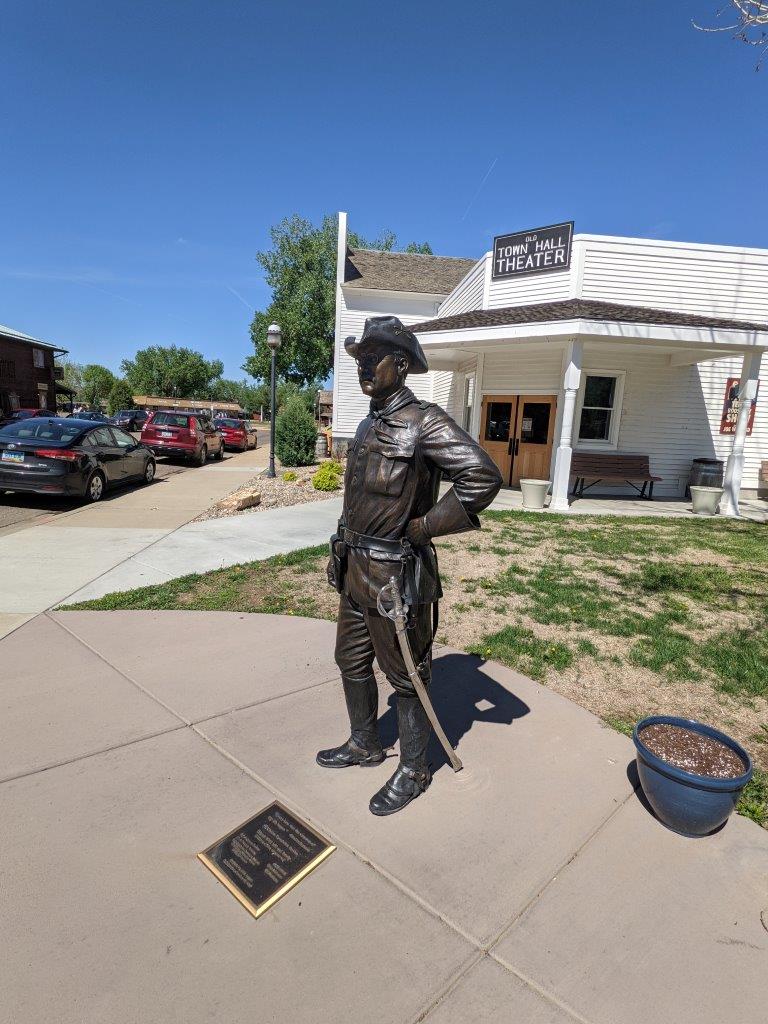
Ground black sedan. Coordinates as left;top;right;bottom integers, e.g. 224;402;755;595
0;417;156;502
75;410;111;422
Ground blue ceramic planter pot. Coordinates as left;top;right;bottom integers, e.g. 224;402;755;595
633;716;753;837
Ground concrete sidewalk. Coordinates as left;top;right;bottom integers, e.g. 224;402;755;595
491;487;768;521
1;610;765;1024
0;446;269;637
64;496;343;604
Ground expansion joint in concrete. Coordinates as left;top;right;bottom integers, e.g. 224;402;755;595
408;952;485;1024
189;673;342;726
484;786;637;954
487;954;595;1024
45;612;193;726
0;723;188;787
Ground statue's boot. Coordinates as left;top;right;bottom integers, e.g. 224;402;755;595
316;673;385;768
369;693;431;815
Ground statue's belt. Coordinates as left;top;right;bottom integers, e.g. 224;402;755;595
341;528;412;556
341;527;417;610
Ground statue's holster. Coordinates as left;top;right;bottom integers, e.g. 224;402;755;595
328;525;348;595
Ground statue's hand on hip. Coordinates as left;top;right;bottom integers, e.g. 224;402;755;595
405;517;430;547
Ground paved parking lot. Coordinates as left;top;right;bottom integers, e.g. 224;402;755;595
0;424;273;536
0;458;190;534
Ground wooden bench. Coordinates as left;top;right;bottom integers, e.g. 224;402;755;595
570;453;662;500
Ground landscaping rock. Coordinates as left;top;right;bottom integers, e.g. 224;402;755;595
215;488;261;512
193;462;344;522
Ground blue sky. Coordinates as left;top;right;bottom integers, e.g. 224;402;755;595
1;1;765;380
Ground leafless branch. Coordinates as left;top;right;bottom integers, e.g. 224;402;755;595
693;1;768;68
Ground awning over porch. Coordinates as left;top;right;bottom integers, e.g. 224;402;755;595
409;298;768;518
410;299;768;370
410;297;768;342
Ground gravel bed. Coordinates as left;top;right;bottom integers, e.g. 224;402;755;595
193;463;341;522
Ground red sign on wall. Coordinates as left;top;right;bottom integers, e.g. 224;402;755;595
720;377;759;435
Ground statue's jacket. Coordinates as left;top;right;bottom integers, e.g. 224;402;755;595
339;386;503;607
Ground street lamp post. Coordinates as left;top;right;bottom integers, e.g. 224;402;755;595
265;322;282;478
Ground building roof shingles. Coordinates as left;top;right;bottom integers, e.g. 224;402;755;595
410;298;768;335
344;248;476;296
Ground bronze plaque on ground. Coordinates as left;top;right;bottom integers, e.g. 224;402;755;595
198;802;335;919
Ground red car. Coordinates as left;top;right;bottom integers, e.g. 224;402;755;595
140;411;224;465
216;417;258;451
10;407;57;420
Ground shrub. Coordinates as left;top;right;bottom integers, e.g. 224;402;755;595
312;463;342;491
275;397;318;467
282;470;298;482
106;379;135;416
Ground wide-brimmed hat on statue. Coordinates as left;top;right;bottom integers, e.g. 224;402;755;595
344;316;429;374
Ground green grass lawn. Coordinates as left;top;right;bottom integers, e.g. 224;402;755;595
64;510;768;828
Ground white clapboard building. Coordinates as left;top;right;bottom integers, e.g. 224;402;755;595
331;213;768;514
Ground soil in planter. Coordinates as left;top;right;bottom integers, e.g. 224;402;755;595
640;723;746;779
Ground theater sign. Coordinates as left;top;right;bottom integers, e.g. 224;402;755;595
492;222;573;279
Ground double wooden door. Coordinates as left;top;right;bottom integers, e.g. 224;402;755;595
480;394;557;486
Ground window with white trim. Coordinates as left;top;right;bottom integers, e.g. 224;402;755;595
576;372;624;447
33;348;45;368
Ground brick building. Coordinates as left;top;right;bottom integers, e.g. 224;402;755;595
0;324;69;417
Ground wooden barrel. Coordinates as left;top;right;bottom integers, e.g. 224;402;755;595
314;432;328;460
689;458;724;489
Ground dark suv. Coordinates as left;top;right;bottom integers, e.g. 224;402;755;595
112;409;149;431
141;411;224;465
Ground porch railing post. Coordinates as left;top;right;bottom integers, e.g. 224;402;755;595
549;339;583;512
469;353;485;440
720;349;762;517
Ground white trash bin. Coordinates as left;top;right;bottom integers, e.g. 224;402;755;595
689;485;723;516
520;478;550;511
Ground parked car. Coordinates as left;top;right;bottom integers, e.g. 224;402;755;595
74;410;111;422
0;417;155;502
9;407;57;421
111;408;149;431
140;411;224;465
216;417;258;451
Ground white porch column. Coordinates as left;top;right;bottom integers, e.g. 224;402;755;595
469;352;485;440
549;339;583;512
720;349;762;517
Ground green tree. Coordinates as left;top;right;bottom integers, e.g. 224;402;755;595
405;241;433;254
276;380;319;415
106;379;135;415
81;364;117;407
210;377;266;413
56;359;84;399
275;395;318;467
244;214;405;389
121;345;224;399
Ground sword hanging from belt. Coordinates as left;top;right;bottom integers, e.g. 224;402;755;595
377;576;463;773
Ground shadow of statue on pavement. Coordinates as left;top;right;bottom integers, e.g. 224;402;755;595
377;652;530;772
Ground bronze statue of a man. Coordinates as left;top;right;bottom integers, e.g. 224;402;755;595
318;316;502;815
